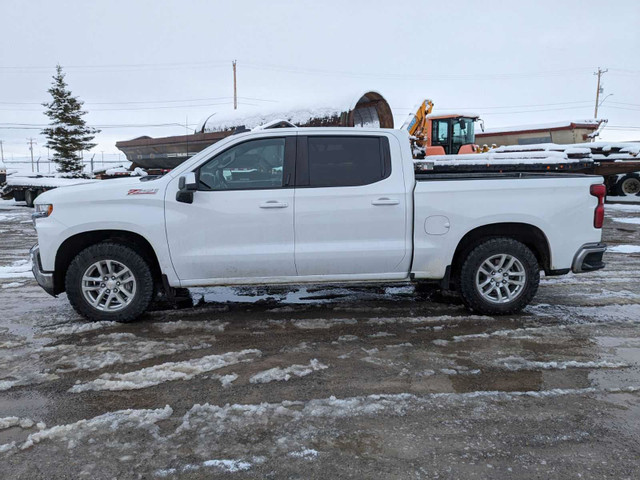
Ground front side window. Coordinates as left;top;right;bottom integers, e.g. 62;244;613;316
306;136;390;187
451;118;475;153
198;138;285;191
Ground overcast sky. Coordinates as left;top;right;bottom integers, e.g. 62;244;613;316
1;0;639;163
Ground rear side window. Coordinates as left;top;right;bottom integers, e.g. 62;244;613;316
304;136;391;187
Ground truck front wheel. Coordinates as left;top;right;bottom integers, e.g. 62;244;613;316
24;189;36;208
459;238;539;315
65;243;154;322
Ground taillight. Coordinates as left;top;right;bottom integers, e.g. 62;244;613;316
590;184;606;228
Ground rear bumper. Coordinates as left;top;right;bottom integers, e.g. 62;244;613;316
572;242;607;273
30;244;55;296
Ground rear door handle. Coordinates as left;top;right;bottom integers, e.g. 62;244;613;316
259;200;289;209
372;197;400;206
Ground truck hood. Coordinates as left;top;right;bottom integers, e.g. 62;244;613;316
34;176;167;206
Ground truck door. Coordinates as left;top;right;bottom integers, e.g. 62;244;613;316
293;134;409;278
165;135;297;284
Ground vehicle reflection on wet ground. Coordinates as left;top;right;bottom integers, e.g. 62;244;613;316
1;198;639;479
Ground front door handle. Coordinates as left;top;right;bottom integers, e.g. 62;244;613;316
260;200;289;209
372;197;400;206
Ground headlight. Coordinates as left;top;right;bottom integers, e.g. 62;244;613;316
32;204;53;224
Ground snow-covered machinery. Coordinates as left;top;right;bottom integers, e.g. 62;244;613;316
116;91;394;170
402;99;482;158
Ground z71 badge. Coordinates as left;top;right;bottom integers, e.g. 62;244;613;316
127;188;159;195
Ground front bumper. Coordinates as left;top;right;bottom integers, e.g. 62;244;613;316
30;244;55;296
572;242;607;273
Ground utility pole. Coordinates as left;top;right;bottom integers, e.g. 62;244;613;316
232;60;237;110
101;150;104;167
185;115;189;157
594;67;608;118
0;140;4;164
27;138;36;172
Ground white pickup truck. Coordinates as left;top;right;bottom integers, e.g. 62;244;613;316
30;128;607;322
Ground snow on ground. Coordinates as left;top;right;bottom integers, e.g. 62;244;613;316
37;320;118;336
155;458;258;477
0;259;31;279
0;213;25;223
49;337;211;373
17;406;173;451
175;387;640;442
0;372;59;392
366;314;493;326
452;326;557;343
292;318;357;329
608;245;640;254
526;303;640;323
152;320;228;334
249;359;328;384
606;203;640;212
495;356;627;371
288;448;319;459
69;349;261;392
0;334;214;392
369;331;396;338
613;217;640;225
0;417;42;430
607;196;640;204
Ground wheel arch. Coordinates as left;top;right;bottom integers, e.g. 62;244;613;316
53;230;162;295
447;222;551;289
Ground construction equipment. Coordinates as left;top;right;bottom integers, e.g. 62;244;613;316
402;100;482;158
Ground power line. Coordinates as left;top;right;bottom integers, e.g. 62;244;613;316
0;60;611;81
242;62;595;80
604;105;640;112
609;101;640;107
0;60;230;71
0;122;199;130
0;96;277;106
0;98;278;112
471;106;594;116
416;100;595;111
0;101;236;112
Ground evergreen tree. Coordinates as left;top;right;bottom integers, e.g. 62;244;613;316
41;65;100;177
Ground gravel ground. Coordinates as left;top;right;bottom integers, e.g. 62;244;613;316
1;198;639;479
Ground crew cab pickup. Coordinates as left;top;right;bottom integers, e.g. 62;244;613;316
31;128;607;322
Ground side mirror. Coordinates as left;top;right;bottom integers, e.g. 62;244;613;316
178;172;197;191
176;172;197;204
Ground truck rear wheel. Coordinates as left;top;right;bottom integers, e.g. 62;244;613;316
615;174;640;197
65;243;154;322
459;238;539;315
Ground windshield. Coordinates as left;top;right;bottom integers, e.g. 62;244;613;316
452;118;475;152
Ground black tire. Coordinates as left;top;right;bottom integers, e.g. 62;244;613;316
615;174;640;197
459;238;539;315
65;243;154;322
24;189;36;208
